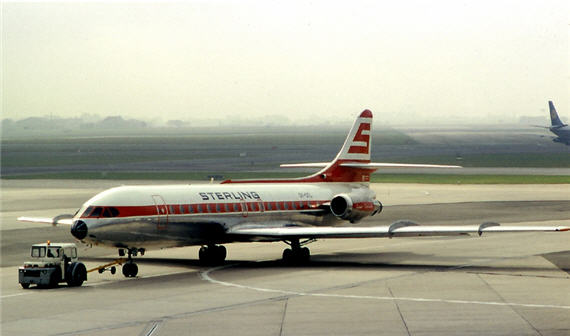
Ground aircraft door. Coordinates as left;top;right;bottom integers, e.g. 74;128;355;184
256;199;265;213
240;200;248;217
152;195;168;230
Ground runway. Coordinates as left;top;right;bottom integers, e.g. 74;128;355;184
1;180;569;335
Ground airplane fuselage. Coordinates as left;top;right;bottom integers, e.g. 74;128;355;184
73;183;377;249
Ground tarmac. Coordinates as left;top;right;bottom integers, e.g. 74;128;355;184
1;180;569;336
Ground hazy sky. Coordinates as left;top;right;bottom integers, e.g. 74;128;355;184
2;0;568;125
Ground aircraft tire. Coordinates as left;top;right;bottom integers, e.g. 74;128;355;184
122;262;138;277
21;283;30;289
282;248;293;263
199;245;226;265
215;245;227;263
301;247;311;263
199;246;209;265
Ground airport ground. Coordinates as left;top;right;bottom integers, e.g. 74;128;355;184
1;180;569;336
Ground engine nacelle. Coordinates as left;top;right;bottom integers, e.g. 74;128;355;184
330;193;382;223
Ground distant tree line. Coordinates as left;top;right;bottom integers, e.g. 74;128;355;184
2;115;147;131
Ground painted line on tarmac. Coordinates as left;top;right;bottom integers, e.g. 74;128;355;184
0;292;33;299
200;265;570;310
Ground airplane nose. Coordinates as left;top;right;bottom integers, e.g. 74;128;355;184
71;220;88;240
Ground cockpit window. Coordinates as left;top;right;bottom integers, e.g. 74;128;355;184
108;207;119;217
81;206;94;218
90;207;103;218
101;207;120;218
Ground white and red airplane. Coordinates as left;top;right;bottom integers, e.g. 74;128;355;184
19;110;569;277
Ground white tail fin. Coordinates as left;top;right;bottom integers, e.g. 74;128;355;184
334;109;372;163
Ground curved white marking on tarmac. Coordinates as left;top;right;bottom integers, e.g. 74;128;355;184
200;265;570;310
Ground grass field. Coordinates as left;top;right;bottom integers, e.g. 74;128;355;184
390;153;570;168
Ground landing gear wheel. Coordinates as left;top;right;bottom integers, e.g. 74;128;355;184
282;246;310;265
215;245;227;262
199;245;227;265
301;247;311;263
282;248;293;263
122;262;138;278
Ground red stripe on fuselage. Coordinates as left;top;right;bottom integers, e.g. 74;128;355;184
80;200;329;219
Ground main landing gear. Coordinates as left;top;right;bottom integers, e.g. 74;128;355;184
199;245;226;265
282;239;313;265
118;248;144;278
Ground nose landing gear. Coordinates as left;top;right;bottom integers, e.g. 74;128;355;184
118;248;144;278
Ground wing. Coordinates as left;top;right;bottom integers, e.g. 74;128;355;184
228;221;569;241
18;215;75;226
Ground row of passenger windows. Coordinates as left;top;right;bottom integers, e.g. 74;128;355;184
167;201;316;215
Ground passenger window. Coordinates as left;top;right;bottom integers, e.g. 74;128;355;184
189;205;194;213
90;207;103;218
266;203;272;211
224;204;229;212
234;204;239;212
180;205;184;214
198;205;203;213
169;205;175;214
216;204;220;212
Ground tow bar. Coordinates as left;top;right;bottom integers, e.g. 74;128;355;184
87;258;127;275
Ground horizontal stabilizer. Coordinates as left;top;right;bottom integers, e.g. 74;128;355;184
342;163;462;169
280;163;329;168
281;162;462;169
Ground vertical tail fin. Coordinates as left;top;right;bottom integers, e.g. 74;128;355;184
333;109;373;163
549;101;564;127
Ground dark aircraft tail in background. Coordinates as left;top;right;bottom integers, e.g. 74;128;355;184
548;101;566;127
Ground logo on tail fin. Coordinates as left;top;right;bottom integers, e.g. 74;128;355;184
335;109;373;162
348;123;370;154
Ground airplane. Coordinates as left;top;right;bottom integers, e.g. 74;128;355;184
537;101;570;145
19;109;569;278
